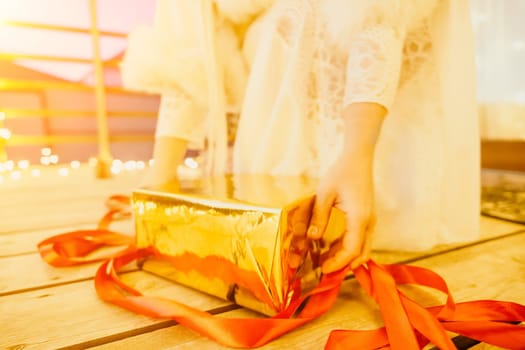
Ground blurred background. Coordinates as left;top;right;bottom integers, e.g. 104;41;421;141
0;0;523;179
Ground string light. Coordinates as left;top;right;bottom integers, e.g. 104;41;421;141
111;159;123;175
0;154;153;185
49;155;59;164
184;157;199;169
40;156;51;166
17;160;29;169
110;167;121;175
124;160;137;171
0;128;11;140
41;148;52;157
10;170;21;181
58;167;69;177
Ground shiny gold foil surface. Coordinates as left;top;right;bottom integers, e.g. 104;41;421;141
132;175;345;315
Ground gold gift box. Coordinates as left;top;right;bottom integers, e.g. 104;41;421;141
132;175;345;315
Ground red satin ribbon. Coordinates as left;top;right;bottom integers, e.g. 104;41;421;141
38;195;525;349
38;195;133;267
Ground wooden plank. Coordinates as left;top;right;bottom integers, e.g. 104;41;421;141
0;252;135;296
0;177;139;234
0;201;133;235
1;199;113;234
0;220;133;257
0;225;94;257
91;232;525;349
0;271;232;350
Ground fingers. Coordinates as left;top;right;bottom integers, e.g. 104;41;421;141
321;214;372;273
350;216;375;269
349;239;371;269
307;192;335;240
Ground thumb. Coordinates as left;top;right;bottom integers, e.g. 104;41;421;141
307;192;334;240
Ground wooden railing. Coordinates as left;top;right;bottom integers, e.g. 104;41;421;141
0;0;155;177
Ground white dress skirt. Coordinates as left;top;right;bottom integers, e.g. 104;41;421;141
121;0;480;251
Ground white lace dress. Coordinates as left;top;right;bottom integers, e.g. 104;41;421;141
121;0;480;251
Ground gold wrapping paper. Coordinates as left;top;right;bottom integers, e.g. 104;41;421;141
132;175;345;315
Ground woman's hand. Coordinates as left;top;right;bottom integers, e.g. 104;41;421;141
307;102;386;273
307;156;376;273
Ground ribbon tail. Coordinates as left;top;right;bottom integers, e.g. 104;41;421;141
444;321;525;349
95;248;345;349
325;328;389;350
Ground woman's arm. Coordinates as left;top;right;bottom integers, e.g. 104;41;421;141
307;102;386;273
307;22;403;272
141;136;188;187
140;91;205;187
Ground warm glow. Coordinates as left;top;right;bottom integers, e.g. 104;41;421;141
30;168;41;177
70;160;81;169
0;128;11;140
41;147;52;157
40;156;51;166
124;160;136;171
49;154;59;164
111;159;123;174
0;5;8;24
58;167;69;177
17;160;30;169
184;157;199;169
0;2;21;23
5;160;14;171
0;112;5;121
110;166;122;175
10;170;21;180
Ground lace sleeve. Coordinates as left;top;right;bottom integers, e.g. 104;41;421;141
155;92;206;149
344;25;403;112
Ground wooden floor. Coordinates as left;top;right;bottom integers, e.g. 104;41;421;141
1;166;524;350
